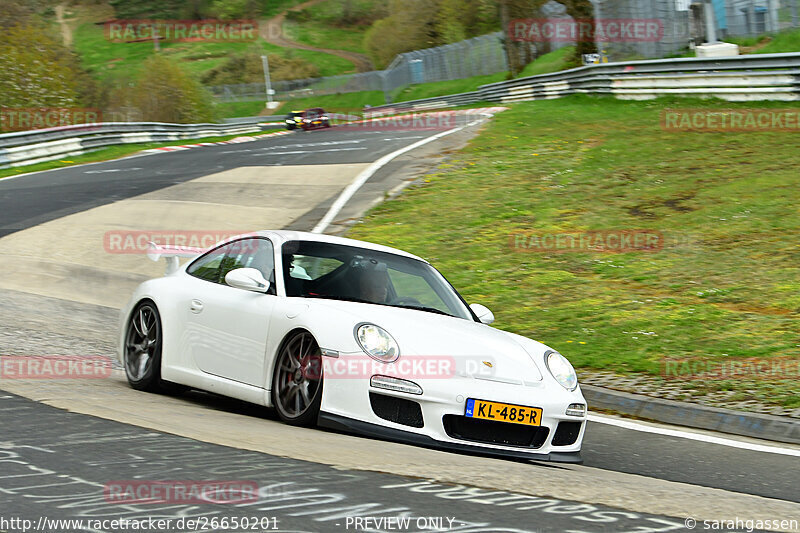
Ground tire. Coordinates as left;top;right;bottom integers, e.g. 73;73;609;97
271;331;323;426
123;301;176;393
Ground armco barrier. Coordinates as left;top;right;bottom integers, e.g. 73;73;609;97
366;52;800;114
0;121;281;169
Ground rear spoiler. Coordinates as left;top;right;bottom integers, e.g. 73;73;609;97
147;242;204;275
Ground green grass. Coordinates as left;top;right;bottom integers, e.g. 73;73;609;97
518;46;579;77
73;22;357;83
261;0;307;18
73;22;263;81
283;21;367;54
215;100;270;118
750;27;800;54
0;130;277;180
283;0;377;54
388;47;579;104
726;27;800;54
260;41;356;77
277;90;386;113
347;95;800;409
393;73;508;102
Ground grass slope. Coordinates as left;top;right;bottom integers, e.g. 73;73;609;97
73;20;356;82
348;95;800;409
282;0;373;55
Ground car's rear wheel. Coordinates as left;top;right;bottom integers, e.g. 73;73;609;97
124;302;187;395
272;331;323;426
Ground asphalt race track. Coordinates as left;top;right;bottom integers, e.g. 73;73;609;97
1;119;798;533
2;392;686;533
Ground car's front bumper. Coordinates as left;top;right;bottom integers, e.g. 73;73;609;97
319;412;583;463
320;371;586;462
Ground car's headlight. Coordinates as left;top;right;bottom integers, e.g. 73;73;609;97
545;351;578;391
355;324;399;363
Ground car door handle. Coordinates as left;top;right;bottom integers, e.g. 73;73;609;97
190;299;204;313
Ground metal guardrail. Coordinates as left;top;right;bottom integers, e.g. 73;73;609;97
366;52;800;114
0;121;281;169
5;53;800;169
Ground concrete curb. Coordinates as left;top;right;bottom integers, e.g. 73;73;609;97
582;384;800;445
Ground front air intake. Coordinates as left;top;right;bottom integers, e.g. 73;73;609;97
369;392;424;428
442;415;550;448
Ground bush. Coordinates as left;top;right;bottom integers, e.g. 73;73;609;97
364;0;499;68
209;0;261;20
131;55;215;123
0;24;83;107
109;0;212;19
201;49;320;85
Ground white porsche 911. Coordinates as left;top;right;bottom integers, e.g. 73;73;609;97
118;230;586;462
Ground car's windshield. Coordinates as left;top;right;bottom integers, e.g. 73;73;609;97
281;240;472;320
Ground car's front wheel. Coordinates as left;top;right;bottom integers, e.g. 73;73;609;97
272;331;323;426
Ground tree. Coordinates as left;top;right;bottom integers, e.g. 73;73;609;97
0;24;82;108
131;55;214;123
364;0;499;68
498;0;597;76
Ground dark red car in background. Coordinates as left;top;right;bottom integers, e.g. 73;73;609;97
299;107;331;131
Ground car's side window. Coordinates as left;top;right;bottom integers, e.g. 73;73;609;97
186;247;227;283
219;238;275;285
188;238;276;293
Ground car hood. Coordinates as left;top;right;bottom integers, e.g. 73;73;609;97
302;299;547;384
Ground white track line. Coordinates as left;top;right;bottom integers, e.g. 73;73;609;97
254;147;367;156
588;414;800;457
311;115;489;234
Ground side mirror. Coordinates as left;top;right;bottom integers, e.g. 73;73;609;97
225;268;270;293
470;303;495;325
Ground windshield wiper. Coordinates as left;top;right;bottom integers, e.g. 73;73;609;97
301;294;373;305
396;305;454;317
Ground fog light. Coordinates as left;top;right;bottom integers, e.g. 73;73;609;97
370;375;423;395
566;403;586;417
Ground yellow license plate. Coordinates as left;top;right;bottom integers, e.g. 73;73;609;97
465;399;542;426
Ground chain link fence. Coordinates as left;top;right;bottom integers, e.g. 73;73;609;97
210;33;507;105
210;0;800;105
382;32;508;92
209;71;386;102
724;0;800;36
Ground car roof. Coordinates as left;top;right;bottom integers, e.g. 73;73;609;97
248;230;427;263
